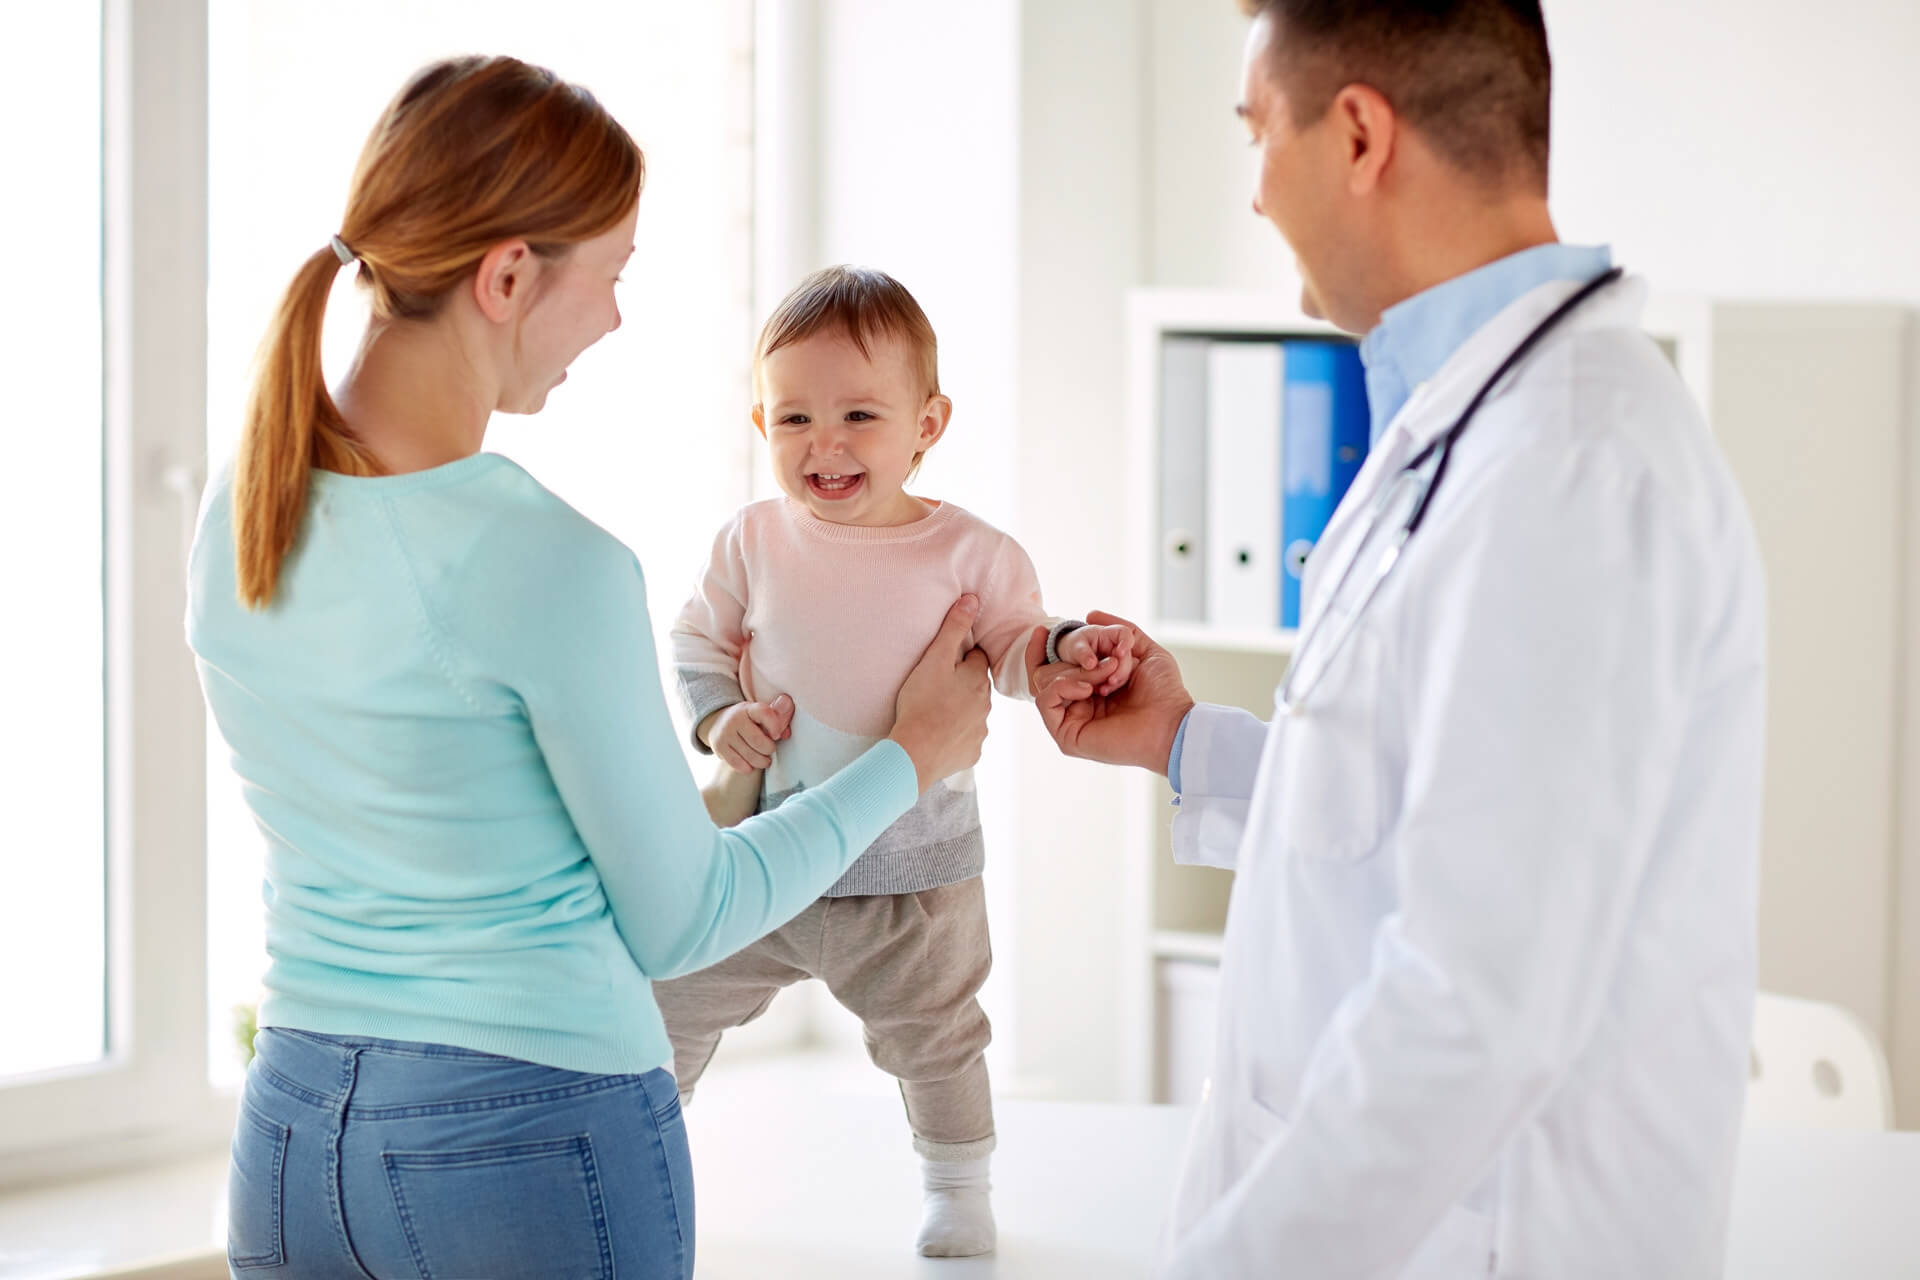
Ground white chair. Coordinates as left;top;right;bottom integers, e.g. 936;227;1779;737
1744;991;1894;1131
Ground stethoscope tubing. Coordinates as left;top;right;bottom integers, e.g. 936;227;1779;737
1278;266;1627;716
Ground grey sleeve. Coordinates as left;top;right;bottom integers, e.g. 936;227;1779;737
1045;618;1086;666
676;669;746;754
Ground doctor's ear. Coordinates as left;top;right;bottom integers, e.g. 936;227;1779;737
918;394;953;449
1330;83;1397;196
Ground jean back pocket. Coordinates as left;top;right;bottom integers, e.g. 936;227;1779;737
384;1134;614;1280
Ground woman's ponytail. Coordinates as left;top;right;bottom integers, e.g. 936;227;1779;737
232;247;380;609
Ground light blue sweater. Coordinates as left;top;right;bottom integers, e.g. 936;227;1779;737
188;453;918;1075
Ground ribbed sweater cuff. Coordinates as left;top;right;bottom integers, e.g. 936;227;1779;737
1045;617;1086;666
678;670;746;753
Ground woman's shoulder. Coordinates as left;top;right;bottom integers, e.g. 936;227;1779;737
429;462;652;671
388;457;649;662
462;456;639;580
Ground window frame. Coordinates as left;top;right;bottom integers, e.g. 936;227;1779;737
0;0;227;1187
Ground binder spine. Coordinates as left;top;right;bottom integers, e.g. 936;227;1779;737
1280;339;1370;627
1157;337;1210;623
1205;339;1284;630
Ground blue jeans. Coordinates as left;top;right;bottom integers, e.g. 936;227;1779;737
228;1028;694;1279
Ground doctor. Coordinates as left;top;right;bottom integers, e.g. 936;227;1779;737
1028;2;1767;1276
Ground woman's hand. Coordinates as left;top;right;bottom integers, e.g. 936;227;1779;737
888;595;993;793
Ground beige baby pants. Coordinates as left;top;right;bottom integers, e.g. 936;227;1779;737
652;875;994;1161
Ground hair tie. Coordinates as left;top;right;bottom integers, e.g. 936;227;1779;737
329;234;358;266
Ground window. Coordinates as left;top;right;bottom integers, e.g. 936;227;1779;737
0;0;224;1185
203;2;757;1084
0;1;106;1087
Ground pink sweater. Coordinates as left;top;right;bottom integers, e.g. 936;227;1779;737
671;497;1052;895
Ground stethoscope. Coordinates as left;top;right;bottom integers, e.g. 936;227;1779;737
1278;267;1626;716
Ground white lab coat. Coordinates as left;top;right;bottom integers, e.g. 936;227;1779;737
1159;275;1767;1280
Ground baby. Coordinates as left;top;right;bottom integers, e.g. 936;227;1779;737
660;265;1135;1257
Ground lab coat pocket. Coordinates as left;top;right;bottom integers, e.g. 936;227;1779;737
1230;1091;1291;1175
1274;626;1386;862
1402;1202;1496;1280
1165;1087;1292;1251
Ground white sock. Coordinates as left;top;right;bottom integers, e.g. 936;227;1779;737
915;1154;996;1258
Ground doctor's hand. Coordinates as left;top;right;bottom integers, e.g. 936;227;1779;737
1026;611;1195;776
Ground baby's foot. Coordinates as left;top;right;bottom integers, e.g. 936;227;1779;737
915;1155;996;1258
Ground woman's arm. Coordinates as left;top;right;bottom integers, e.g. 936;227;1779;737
465;524;986;979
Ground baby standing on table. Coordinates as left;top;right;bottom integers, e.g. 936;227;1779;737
658;265;1136;1258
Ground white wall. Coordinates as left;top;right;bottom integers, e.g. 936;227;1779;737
1545;0;1920;304
811;0;1022;539
1144;0;1298;295
1145;0;1920;305
1007;0;1147;1101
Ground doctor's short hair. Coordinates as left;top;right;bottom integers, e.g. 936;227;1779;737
1237;0;1552;192
754;265;943;473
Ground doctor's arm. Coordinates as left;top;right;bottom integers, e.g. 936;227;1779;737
1027;612;1266;871
1164;450;1707;1279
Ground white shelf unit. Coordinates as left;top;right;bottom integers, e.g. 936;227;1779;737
1118;285;1918;1112
1148;620;1297;657
1119;289;1336;1104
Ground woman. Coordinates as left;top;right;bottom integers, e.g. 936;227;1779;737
189;56;989;1279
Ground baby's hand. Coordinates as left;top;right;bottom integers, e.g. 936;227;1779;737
703;695;795;774
1056;623;1137;696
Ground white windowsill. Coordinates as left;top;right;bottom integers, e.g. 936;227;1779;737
0;1151;228;1280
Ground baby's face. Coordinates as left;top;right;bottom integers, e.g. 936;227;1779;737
755;329;948;527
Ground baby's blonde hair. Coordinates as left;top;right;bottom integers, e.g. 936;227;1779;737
755;266;942;474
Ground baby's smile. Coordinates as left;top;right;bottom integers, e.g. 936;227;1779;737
807;471;866;500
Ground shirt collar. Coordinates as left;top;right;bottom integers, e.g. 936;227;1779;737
1358;243;1613;443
